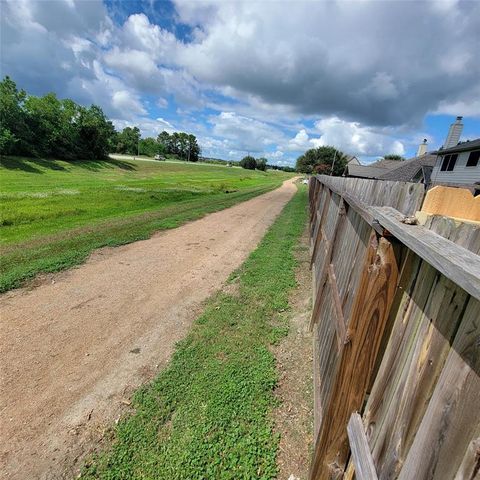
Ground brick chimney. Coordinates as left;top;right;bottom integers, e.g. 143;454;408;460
443;116;463;149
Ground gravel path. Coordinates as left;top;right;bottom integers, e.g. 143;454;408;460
0;179;297;480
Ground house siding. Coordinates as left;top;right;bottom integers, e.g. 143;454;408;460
431;150;480;186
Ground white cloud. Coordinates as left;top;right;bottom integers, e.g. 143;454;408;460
175;0;480;126
210;112;286;153
312;117;405;157
112;90;146;116
286;129;312;151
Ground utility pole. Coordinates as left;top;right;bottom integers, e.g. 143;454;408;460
330;149;337;176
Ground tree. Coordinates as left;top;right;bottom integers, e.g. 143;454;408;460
383;154;405;161
256;157;267;171
116;127;141;155
296;146;347;176
1;76;114;159
0;76;26;155
239;155;257;170
76;105;116;159
155;130;200;161
187;134;200;162
139;137;159;157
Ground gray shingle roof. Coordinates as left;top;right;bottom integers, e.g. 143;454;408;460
378;154;437;181
346;158;403;179
431;138;480;155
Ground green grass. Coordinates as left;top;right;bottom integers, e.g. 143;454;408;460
0;156;291;292
80;185;308;480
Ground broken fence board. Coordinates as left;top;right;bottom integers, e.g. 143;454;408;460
347;413;379;480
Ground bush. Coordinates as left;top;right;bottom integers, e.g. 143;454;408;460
239;155;257;170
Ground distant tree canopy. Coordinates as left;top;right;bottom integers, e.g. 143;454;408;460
383;154;405;161
238;155;269;171
0;76;201;162
156;131;200;162
296;146;348;175
239;155;258;170
115;127;141;155
256;157;267;171
1;76;115;160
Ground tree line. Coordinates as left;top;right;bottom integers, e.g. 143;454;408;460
295;148;406;175
0;76;200;161
239;155;267;171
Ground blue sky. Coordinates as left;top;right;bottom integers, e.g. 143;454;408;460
2;0;479;165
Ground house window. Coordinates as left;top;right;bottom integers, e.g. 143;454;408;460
440;154;458;172
466;150;480;167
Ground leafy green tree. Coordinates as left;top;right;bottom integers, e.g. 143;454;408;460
186;134;200;162
0;76;31;155
116;127;141;155
157;131;171;156
76;105;116;159
139;137;159;157
239;155;257;170
383;154;405;161
1;76;114;159
256;157;267;171
155;130;200;161
296;146;347;175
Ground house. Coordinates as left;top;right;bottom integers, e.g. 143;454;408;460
377;153;436;184
344;158;402;179
345;155;360;165
430;138;480;188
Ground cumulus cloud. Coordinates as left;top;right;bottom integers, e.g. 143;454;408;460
175;0;480;125
283;118;405;158
210;112;286;153
2;0;479;163
312;117;405;157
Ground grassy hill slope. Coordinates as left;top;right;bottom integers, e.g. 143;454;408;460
0;156;291;292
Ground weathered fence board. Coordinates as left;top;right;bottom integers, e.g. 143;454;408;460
308;175;480;480
310;234;399;478
397;297;480;480
347;413;379;480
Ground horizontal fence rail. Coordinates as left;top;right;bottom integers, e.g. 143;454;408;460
308;175;480;480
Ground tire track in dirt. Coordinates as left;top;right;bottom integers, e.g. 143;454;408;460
0;179;297;480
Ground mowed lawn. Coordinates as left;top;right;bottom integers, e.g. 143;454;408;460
0;156;291;292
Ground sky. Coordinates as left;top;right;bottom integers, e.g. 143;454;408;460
1;0;480;165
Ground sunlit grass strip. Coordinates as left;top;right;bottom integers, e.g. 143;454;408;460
0;184;278;293
81;186;307;480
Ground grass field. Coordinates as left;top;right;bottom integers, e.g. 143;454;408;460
80;185;307;479
0;156;291;292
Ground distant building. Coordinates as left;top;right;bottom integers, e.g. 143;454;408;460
430;138;480;188
378;153;436;184
344;157;408;179
345;155;360;165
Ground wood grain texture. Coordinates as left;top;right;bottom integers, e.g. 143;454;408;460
308;176;479;480
371;206;480;301
328;263;347;349
454;434;480;480
364;265;469;479
398;297;480;480
347;413;379;480
310;233;399;479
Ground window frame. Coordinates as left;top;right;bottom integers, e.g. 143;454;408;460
466;150;480;167
446;153;458;171
440;154;450;171
439;153;458;172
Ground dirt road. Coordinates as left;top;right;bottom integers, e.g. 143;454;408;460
0;179;297;480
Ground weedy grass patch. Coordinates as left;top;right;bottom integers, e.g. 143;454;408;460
80;185;307;480
0;156;291;292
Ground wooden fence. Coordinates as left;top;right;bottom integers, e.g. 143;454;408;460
308;175;480;480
